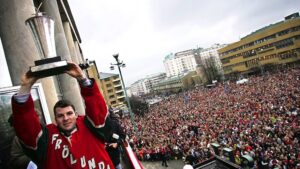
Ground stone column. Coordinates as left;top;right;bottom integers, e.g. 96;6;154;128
41;0;85;114
0;0;37;84
0;0;59;119
74;41;84;63
63;22;79;64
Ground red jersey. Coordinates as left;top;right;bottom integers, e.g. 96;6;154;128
12;79;115;169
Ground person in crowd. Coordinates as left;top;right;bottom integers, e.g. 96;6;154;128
106;112;126;169
160;144;168;167
11;62;115;169
184;150;197;166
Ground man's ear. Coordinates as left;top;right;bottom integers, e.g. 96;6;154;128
75;112;79;118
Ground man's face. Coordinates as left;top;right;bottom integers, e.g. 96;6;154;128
55;106;78;134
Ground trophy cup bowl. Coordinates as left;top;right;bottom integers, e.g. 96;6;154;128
26;13;69;78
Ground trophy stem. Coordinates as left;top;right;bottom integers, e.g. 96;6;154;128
26;12;69;78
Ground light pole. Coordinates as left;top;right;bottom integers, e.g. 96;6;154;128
110;54;136;131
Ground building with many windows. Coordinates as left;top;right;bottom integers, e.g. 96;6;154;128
219;12;300;77
130;79;147;96
164;49;197;77
99;72;126;108
153;71;200;93
130;73;166;96
146;73;167;90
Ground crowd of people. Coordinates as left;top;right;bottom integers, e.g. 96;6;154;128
119;67;300;168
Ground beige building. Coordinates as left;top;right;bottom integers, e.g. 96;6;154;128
86;61;104;95
99;72;126;108
219;12;300;78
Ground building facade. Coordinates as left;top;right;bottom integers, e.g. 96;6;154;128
153;71;200;93
219;13;300;77
164;49;197;77
86;61;104;95
99;72;126;108
130;79;148;96
129;73;166;96
146;73;167;91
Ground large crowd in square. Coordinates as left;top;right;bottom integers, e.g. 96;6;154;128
119;66;300;168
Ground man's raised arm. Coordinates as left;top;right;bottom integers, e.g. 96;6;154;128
11;71;42;149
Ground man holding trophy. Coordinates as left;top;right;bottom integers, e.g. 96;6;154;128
10;13;115;169
12;62;115;169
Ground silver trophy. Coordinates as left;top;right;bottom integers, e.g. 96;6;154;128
25;13;69;77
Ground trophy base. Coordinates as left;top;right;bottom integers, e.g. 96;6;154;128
30;56;69;78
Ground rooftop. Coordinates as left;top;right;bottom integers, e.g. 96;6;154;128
99;72;119;79
241;12;299;40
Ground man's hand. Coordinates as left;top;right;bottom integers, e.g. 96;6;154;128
66;62;87;81
18;71;39;95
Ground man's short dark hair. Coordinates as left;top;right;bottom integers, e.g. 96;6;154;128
53;100;76;115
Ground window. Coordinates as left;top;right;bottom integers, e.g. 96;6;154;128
0;83;50;168
118;98;125;102
118;92;124;96
221;58;230;64
278;29;289;36
113;81;121;86
278;50;297;59
115;86;122;91
274;38;294;49
223;66;233;72
243;49;257;58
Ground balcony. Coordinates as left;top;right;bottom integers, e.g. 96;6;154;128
106;86;114;91
115;90;124;94
114;83;122;88
113;77;120;82
115;86;122;91
117;98;125;102
117;95;125;99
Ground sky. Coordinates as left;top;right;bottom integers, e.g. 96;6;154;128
67;0;299;86
0;0;299;87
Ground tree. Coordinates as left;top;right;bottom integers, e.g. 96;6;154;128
128;96;148;116
199;56;222;84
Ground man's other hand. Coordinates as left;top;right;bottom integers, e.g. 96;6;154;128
66;62;87;81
